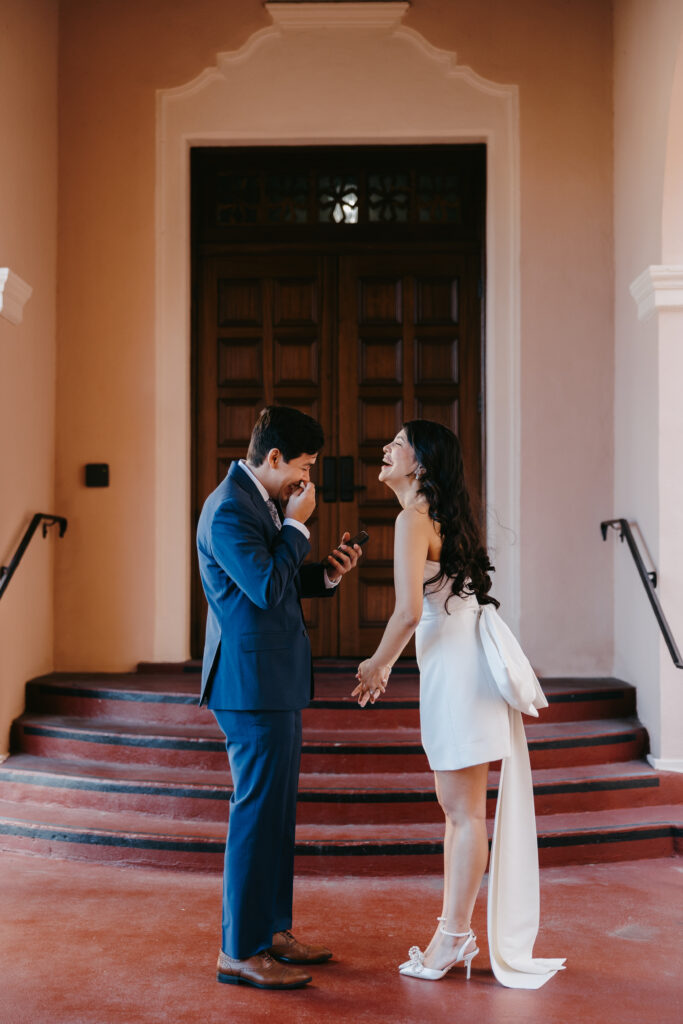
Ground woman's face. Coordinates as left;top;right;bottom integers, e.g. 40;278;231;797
378;429;419;485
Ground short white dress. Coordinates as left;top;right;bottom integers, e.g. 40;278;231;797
415;561;566;988
415;560;511;771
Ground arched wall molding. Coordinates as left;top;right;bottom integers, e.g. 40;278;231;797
155;1;521;659
662;27;683;263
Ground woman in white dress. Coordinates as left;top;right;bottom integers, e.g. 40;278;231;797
352;420;564;988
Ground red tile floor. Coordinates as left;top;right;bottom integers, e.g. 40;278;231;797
0;853;680;1024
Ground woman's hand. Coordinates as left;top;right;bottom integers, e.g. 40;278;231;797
351;659;391;707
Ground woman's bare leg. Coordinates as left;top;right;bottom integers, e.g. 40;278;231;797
437;772;454;917
422;763;489;971
419;774;453;958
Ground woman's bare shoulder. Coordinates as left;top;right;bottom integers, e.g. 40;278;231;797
396;504;432;532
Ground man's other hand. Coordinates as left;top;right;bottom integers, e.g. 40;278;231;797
326;531;363;581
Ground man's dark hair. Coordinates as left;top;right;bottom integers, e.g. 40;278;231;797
247;406;324;466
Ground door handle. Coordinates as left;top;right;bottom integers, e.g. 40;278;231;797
339;456;366;502
322;456;337;502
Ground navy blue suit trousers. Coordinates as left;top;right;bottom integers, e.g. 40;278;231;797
212;708;302;959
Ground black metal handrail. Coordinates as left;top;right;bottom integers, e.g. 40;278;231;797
601;518;683;668
0;514;68;601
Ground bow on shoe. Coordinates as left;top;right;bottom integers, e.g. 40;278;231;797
407;946;425;974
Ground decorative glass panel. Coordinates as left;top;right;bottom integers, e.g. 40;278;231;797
200;150;483;231
368;172;410;222
417;174;462;224
266;174;309;224
216;173;260;225
318;175;359;224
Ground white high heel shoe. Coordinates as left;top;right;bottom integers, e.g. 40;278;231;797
398;925;479;981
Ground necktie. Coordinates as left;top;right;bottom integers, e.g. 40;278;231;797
266;499;281;530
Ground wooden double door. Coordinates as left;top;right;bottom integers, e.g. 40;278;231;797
193;245;483;658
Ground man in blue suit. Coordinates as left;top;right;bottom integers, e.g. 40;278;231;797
197;406;362;990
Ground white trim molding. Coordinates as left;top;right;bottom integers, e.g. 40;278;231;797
155;1;521;658
629;264;683;321
647;754;683;774
0;268;33;325
266;2;410;30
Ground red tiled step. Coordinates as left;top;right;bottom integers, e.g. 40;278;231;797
271;659;638;723
539;677;636;723
24;674;211;727
13;715;226;769
302;719;648;772
0;755;230;822
0;795;679;873
12;714;647;772
491;760;683;817
299;762;682;823
3;752;677;826
23;673;636;728
0;797;226;871
306;677;637;729
292;806;683;874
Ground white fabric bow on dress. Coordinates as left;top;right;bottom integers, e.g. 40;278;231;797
478;604;548;717
478;604;566;989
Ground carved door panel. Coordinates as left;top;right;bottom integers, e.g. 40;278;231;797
335;250;482;657
193;248;482;659
191;144;486;659
193;252;337;657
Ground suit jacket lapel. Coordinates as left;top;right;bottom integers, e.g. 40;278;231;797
228;461;280;537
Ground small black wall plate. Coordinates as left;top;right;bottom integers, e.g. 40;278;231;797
85;463;109;487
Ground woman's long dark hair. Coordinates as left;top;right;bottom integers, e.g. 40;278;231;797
403;420;499;610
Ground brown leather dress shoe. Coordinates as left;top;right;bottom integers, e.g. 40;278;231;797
216;949;312;989
268;929;333;965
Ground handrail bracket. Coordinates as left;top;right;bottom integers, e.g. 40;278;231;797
601;517;682;669
0;513;68;601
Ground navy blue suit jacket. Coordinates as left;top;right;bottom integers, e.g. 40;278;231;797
196;462;334;710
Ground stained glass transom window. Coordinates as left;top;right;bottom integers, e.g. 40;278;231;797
318;175;359;224
193;146;484;237
368;172;410;222
216;174;260;225
417;174;462;224
266;174;309;224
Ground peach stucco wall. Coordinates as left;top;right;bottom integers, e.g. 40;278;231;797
55;0;614;673
406;1;614;673
0;0;59;755
54;0;264;671
613;0;683;761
